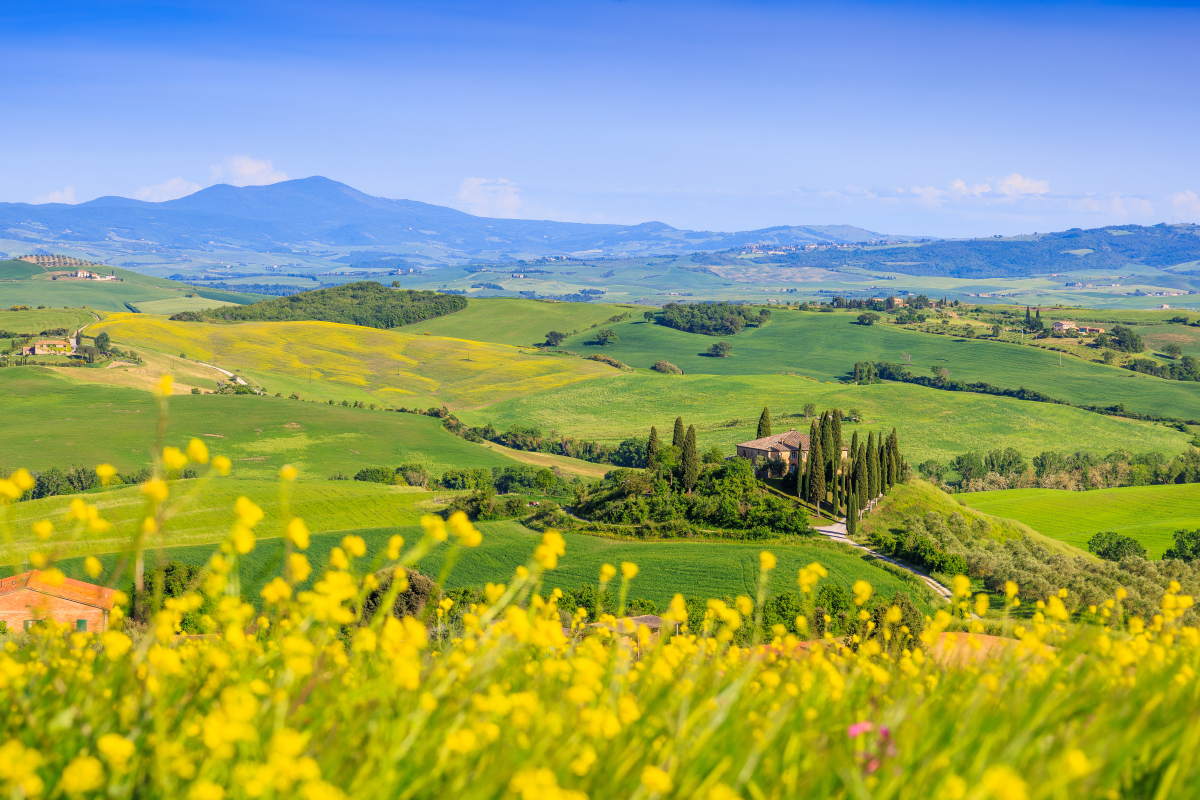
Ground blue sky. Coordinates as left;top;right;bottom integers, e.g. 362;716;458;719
2;0;1198;236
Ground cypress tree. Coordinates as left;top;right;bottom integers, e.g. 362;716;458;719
879;439;889;491
809;432;825;512
646;426;660;466
857;443;868;509
847;492;857;535
757;407;772;439
889;428;901;482
682;425;699;492
831;409;843;459
854;363;861;385
793;453;804;497
672;416;685;449
849;431;860;495
866;432;878;500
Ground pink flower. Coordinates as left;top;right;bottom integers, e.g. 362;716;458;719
847;721;874;738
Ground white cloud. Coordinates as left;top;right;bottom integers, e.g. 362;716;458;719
995;173;1050;197
33;186;77;204
1169;190;1200;222
949;179;991;198
209;155;288;187
908;185;949;206
136;177;201;202
456;177;523;218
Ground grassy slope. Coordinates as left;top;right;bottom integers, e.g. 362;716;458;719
0;307;97;333
0;479;433;560
860;478;1092;559
461;373;1190;466
550;310;1200;420
0;259;46;280
0;368;518;479
45;520;924;611
0;266;265;314
958;483;1200;558
92;314;614;410
404;297;644;346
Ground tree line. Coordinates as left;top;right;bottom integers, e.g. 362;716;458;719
170;282;467;329
656;302;770;336
920;445;1200;492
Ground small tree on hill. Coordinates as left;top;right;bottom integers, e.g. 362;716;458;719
682;425;700;492
646;426;660;465
595;328;619;345
672;416;685;449
757;407;772;439
803;403;816;418
708;341;733;357
643;311;655;322
545;331;567;346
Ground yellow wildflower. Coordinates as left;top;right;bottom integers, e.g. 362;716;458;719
85;556;103;579
186;438;209;464
341;535;366;558
760;551;776;572
96;463;116;485
60;754;104;795
981;765;1027;800
448;511;483;546
421;515;448;542
853;580;873;606
289;553;312;583
280;464;298;481
286;517;310;549
641;765;673;793
387;535;404;560
141;478;168;503
329;547;349;571
97;734;135;772
600;563;617;582
212;456;232;476
156;374;174;397
162;446;187;471
189;781;225;800
261;577;293;604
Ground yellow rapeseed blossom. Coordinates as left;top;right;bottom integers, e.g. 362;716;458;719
60;753;104;795
341;535;367;558
622;561;639;580
84;556;103;578
421;515;448;542
600;563;617;583
0;739;45;797
186;438;209;465
981;765;1028;800
387;535;404;560
853;580;873;606
641;765;672;793
759;551;777;572
141;478;169;503
535;531;566;570
280;464;298;482
289;553;312;583
799;562;828;593
156;374;174;397
33;520;53;540
163;446;188;471
261;577;293;604
287;518;311;549
97;734;135;772
96;463;117;485
212;455;232;476
329;547;350;571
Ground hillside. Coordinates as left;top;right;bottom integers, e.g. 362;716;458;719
90;314;616;409
720;223;1200;278
402;297;645;345
959;483;1200;558
0;368;519;479
0;176;909;260
192;281;467;328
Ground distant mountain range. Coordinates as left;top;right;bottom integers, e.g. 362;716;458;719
0;176;920;260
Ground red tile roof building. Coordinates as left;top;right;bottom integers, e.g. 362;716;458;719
734;429;849;474
0;571;115;633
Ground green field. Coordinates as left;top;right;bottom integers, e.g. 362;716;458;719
958;483;1200;558
0;265;266;314
0;259;48;280
0;306;97;333
0;368;519;479
546;309;1200;421
1;479;432;559
400;297;642;346
42;519;926;611
462;372;1191;466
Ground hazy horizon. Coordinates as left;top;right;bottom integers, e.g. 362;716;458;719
2;0;1198;238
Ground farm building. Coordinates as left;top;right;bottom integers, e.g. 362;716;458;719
21;338;73;356
734;430;850;474
0;570;115;633
1052;321;1105;334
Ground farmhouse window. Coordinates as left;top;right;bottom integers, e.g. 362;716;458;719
76;619;87;632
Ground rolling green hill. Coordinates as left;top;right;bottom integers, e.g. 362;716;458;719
462;372;1191;467
403;297;643;345
0;306;97;333
0;368;518;480
957;483;1200;558
43;520;927;611
551;308;1200;420
0;262;265;313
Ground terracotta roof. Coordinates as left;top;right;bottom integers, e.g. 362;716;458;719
0;571;115;611
736;430;810;451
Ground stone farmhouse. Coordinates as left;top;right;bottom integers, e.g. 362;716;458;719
1053;320;1105;334
0;570;116;633
735;429;850;475
21;338;73;356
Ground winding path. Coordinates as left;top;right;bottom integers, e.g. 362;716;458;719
814;520;953;601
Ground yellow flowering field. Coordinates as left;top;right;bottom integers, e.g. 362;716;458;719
3;382;1200;800
91;314;614;408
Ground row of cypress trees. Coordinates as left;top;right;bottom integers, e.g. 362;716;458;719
645;416;700;492
773;407;903;527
